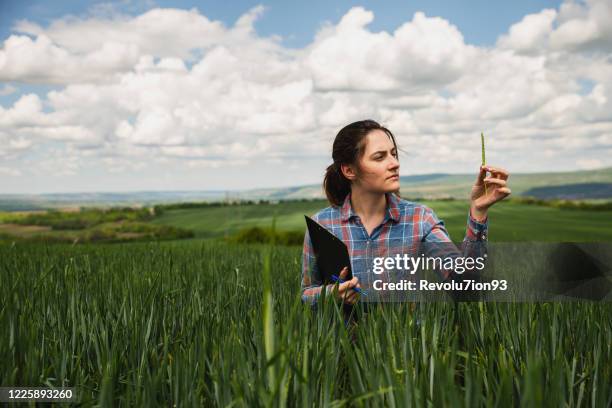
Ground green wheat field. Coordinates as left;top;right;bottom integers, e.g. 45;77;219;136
1;200;611;406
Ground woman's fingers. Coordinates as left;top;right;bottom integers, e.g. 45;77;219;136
347;279;363;304
338;285;353;302
345;291;358;304
475;166;487;185
339;266;349;280
338;281;351;295
483;165;509;180
338;277;357;295
334;276;360;303
496;187;512;196
484;177;507;188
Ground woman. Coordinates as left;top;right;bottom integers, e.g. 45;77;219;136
301;120;511;305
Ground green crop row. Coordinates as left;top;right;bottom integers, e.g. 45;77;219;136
0;240;610;406
0;222;194;244
512;197;612;211
227;226;304;246
3;207;154;230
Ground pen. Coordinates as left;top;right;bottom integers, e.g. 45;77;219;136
331;274;367;296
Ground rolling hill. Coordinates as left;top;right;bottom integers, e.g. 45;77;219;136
1;167;611;211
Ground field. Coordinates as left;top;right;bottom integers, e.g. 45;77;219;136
0;208;193;243
1;200;612;406
150;199;612;242
1;239;611;406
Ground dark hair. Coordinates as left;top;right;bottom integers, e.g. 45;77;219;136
323;119;400;206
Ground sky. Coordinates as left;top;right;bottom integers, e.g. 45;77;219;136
0;0;611;194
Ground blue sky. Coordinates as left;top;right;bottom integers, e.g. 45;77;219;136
1;0;562;48
1;0;610;194
0;0;564;109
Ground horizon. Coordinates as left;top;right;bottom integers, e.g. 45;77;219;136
0;165;609;196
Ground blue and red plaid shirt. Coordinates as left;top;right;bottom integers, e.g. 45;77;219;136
301;191;488;304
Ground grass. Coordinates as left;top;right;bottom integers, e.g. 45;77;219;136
481;132;488;197
150;199;612;242
2;198;612;246
0;207;194;243
2;207;153;230
1;239;610;406
149;200;325;239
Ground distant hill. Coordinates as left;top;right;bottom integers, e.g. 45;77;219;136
394;167;612;200
241;167;612;201
522;183;612;200
1;167;611;211
0;191;229;211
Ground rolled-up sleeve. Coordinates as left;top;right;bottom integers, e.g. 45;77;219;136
462;209;488;262
465;208;488;242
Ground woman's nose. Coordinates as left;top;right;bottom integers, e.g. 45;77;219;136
389;156;400;168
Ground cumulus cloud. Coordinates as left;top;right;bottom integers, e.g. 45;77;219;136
498;0;612;54
305;8;477;92
0;0;610;192
0;6;280;84
497;9;557;54
0;129;32;160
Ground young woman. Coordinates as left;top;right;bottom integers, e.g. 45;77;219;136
301;120;511;305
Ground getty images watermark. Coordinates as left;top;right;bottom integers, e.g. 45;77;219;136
370;254;505;292
353;242;612;302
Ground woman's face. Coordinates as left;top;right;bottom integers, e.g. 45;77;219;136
343;129;400;193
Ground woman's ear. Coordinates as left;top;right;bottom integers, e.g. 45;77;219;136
341;163;357;181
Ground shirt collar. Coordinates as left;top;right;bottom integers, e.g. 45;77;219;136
340;191;400;223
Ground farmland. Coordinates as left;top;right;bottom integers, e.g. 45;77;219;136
0;207;194;243
1;199;611;406
149;198;612;242
1;239;611;406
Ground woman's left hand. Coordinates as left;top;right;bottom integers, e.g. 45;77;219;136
470;165;511;221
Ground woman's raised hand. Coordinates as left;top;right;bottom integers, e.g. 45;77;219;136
470;165;511;220
328;266;361;305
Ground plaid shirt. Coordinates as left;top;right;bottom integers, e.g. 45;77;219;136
301;192;488;305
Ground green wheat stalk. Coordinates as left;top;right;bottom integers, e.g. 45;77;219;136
481;132;488;197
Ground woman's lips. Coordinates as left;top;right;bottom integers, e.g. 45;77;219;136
388;175;399;180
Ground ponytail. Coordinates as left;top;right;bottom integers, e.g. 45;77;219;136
323;162;351;207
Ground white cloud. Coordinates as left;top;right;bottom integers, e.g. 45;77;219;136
498;0;612;54
576;158;602;169
101;156;147;173
0;167;22;176
13;7;225;58
186;158;249;169
0;6;266;84
0;34;140;84
497;9;557;54
304;8;477;92
31;146;85;177
0;1;611;193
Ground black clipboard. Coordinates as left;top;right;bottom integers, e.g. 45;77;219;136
304;215;353;283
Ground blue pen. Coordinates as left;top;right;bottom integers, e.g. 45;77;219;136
331;274;367;296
